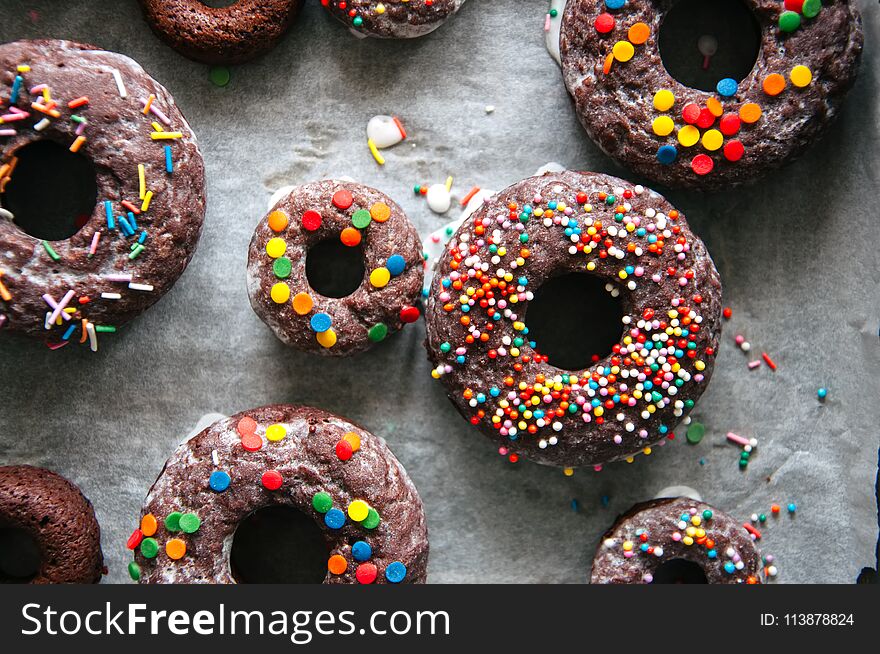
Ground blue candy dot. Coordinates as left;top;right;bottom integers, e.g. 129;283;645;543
324;508;345;529
817;387;827;400
605;0;626;8
716;78;738;97
352;540;372;562
385;561;407;583
724;561;736;574
386;254;406;277
656;145;678;165
209;470;230;492
310;312;332;333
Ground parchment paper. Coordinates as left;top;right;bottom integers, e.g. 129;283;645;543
0;0;877;584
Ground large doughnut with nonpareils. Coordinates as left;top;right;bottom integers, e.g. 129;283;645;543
559;0;863;190
591;497;764;584
138;0;304;64
127;405;429;584
247;180;424;356
0;40;205;349
323;0;466;38
425;171;721;469
0;465;104;584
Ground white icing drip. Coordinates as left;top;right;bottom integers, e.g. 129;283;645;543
545;0;567;67
655;485;703;502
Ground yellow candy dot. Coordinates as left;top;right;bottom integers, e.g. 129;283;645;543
652;115;674;136
348;500;370;522
267;210;289;233
677;125;700;147
292;292;313;315
790;65;812;88
653;89;675;112
270;282;290;304
612;41;635;63
316;328;337;348
370;202;391;222
266;424;287;442
370;267;391;288
343;431;361;452
266;238;286;259
701;129;723;151
375;3;386;14
563;467;574;477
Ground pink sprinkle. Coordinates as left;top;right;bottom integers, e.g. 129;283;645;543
41;293;72;322
8;106;27;116
544;13;551;31
46;289;75;326
29;84;47;94
0;112;28;122
47;340;69;351
734;334;744;345
748;360;762;370
105;273;133;283
89;232;101;255
75;122;86;136
726;431;750;447
141;99;171;125
0;129;15;137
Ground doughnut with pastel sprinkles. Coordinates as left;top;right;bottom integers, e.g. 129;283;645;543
322;0;466;39
127;405;429;584
559;0;863;190
425;171;721;469
591;497;763;584
247;180;423;356
0;40;206;349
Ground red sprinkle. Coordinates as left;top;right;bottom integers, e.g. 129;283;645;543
261;470;283;491
723;307;732;319
302;210;322;231
399;306;420;323
691;154;714;176
784;0;805;11
743;523;762;540
241;433;262;452
336;440;353;461
332;190;353;210
356;563;378;584
681;104;701;125
762;352;778;370
126;529;144;550
237;416;257;437
719;113;741;136
723;140;744;162
696;108;716;129
594;13;615;34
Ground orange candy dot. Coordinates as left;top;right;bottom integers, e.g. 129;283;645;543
706;97;724;117
165;538;186;560
292;292;313;315
140;513;158;537
328;554;348;575
340;227;362;247
369;202;391;222
762;74;786;96
739;103;762;124
627;22;650;45
343;431;361;452
267;210;289;233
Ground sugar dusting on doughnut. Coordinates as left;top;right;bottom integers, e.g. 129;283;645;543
425;171;722;469
323;0;466;39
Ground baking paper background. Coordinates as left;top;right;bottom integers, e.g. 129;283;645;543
0;0;878;584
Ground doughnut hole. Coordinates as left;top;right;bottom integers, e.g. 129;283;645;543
0;526;41;583
651;558;709;584
230;506;328;584
659;0;761;92
524;273;625;371
306;238;366;299
1;139;98;241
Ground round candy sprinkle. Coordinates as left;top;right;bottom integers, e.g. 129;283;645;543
270;282;290;304
126;529;143;550
209;470;231;492
368;322;389;342
716;78;738;97
677;125;700;147
336;439;354;461
785;0;805;11
328;554;348;575
594;13;615;33
802;0;821;18
386;254;406;276
701;129;723;151
723;307;732;319
351;209;372;229
166;538;186;560
332;190;353;210
340;227;362;247
261;470;283;491
140;538;159;559
348;500;370;522
240;433;262;452
656;145;677;165
273;257;292;279
627;22;650;45
788;503;797;513
706;97;724;117
686;422;705;444
209;66;230;87
324;508;345;530
266;238;286;258
370;202;391;222
691;154;714;176
356;562;377;584
267;210;289;232
128;561;141;581
310;312;332;333
605;0;626;9
343;431;361;452
719;113;741;136
362;508;381;530
400;306;420;323
237;416;257;436
312;492;333;513
817;387;828;400
652;115;674;136
370;267;391;288
612;41;635;63
385;561;407;584
301;210;322;231
739;103;762;124
266;423;287;442
779;11;801;32
790;65;812;88
696;108;716;129
316;328;337;348
723;140;744;162
179;513;201;534
140;513;158;537
653;89;675;112
681;103;700;124
763;73;786;96
165;512;182;532
292;292;313;315
352;540;372;562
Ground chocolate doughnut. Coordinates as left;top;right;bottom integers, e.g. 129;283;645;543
591;497;763;584
0;40;205;349
424;171;721;468
127;405;429;584
138;0;304;64
559;0;863;190
0;465;104;584
322;0;465;38
247;180;423;356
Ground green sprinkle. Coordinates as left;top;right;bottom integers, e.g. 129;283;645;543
71;115;86;124
129;244;145;260
273;257;292;279
42;241;60;261
164;511;182;532
352;16;363;27
439;342;451;353
758;513;767;523
312;492;333;514
94;325;116;333
209;66;230;87
140;538;159;559
128;561;141;580
702;509;713;520
802;0;821;18
779;11;801;32
362;507;381;530
178;513;201;534
686;422;705;444
368;323;388;343
549;9;558;17
351;209;372;229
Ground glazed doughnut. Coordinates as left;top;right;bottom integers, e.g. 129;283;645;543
247;180;423;356
558;0;863;190
591;497;763;584
0;40;205;349
322;0;466;39
424;171;721;468
127;405;429;584
0;465;104;584
138;0;304;64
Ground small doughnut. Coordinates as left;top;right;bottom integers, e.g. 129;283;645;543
425;171;721;468
559;0;863;190
323;0;466;39
128;405;429;584
247;180;424;356
0;40;206;348
138;0;305;64
591;497;763;584
0;465;104;584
